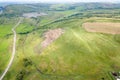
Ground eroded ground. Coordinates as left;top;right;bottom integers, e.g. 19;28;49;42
41;28;64;49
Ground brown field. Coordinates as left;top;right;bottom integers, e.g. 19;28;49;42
83;22;120;34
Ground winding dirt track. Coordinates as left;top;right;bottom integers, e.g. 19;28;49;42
0;18;22;80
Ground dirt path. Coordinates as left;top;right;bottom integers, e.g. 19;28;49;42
0;18;22;80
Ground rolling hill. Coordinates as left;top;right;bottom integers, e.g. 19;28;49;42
0;2;120;80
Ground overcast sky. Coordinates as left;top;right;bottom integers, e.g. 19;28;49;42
0;0;119;3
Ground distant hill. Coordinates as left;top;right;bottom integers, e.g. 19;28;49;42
1;2;120;17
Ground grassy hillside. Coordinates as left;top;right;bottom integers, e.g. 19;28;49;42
2;18;119;80
0;18;19;75
0;3;120;80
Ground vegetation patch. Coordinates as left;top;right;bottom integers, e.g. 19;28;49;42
1;2;120;80
83;22;120;34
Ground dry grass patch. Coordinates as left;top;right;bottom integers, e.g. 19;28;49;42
83;22;120;34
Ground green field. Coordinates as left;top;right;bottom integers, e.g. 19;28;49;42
0;2;120;80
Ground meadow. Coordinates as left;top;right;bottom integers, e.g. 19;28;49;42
83;22;120;34
0;3;120;80
0;18;18;75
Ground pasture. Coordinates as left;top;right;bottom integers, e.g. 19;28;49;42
0;3;120;80
83;22;120;34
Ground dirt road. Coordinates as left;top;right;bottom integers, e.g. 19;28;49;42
0;18;22;80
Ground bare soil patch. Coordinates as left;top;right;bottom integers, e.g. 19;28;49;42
83;22;120;34
41;28;64;48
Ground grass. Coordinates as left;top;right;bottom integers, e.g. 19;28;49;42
1;4;120;80
0;36;13;75
0;25;13;37
0;18;19;77
36;20;120;80
83;22;120;34
2;18;120;80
